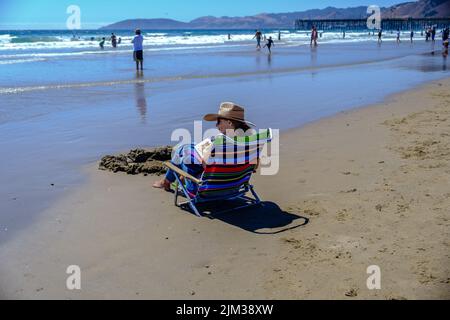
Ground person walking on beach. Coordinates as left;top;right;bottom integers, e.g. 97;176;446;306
111;33;117;48
99;37;105;49
253;30;263;50
431;27;436;42
228;33;231;40
378;29;383;43
132;29;144;71
410;30;414;43
443;27;449;43
442;38;448;58
310;26;318;46
343;30;346;39
443;39;449;57
264;36;275;54
396;29;401;43
278;31;281;41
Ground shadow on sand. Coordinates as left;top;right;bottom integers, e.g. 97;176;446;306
181;201;309;234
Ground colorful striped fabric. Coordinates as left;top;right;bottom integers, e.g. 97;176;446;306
206;129;272;166
197;163;255;200
194;129;272;200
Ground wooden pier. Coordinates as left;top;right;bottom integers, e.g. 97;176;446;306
294;18;450;31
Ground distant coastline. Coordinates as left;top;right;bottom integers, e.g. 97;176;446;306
100;0;450;30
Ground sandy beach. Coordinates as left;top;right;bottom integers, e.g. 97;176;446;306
1;77;448;300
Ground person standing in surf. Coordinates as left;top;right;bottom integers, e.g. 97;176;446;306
442;27;449;43
378;29;383;43
310;26;318;47
111;33;117;48
99;37;106;50
253;30;263;50
132;29;144;71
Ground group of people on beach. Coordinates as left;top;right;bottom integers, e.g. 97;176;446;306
252;30;276;54
425;26;437;42
98;30;144;71
100;25;450;72
376;26;448;45
99;33;122;49
251;25;449;58
375;26;449;55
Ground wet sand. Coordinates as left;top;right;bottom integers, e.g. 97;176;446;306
1;78;448;299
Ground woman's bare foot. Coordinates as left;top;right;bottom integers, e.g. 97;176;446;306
153;179;171;191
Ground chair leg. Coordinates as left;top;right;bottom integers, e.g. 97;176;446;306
188;201;202;217
174;174;202;217
249;185;262;204
174;184;179;207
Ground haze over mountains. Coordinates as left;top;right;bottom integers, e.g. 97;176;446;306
101;0;450;30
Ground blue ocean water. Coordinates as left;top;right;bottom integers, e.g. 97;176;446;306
0;28;434;62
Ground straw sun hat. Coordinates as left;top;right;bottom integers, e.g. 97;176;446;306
203;102;255;127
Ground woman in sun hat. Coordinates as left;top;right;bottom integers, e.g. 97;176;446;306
153;102;255;192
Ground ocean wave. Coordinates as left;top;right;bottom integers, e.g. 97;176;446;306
0;31;425;51
0;44;253;64
0;31;429;63
146;33;168;37
0;34;243;52
10;36;65;43
0;58;46;65
0;50;108;58
0;34;14;43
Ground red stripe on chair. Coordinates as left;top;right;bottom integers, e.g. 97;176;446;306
204;164;253;174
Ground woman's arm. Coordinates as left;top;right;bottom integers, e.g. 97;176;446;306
253;158;260;173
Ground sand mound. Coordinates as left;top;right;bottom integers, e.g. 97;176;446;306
99;147;173;175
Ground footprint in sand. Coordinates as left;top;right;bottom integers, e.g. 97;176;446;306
336;209;350;222
345;288;358;297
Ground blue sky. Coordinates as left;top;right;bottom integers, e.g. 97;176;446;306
0;0;405;29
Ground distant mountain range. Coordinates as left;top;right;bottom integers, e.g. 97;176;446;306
100;0;450;30
383;0;449;18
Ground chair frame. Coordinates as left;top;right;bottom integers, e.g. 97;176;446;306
164;161;262;217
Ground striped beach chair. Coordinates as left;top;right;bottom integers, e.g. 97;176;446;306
164;129;272;217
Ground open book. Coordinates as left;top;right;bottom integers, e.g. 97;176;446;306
194;130;272;165
194;138;214;163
